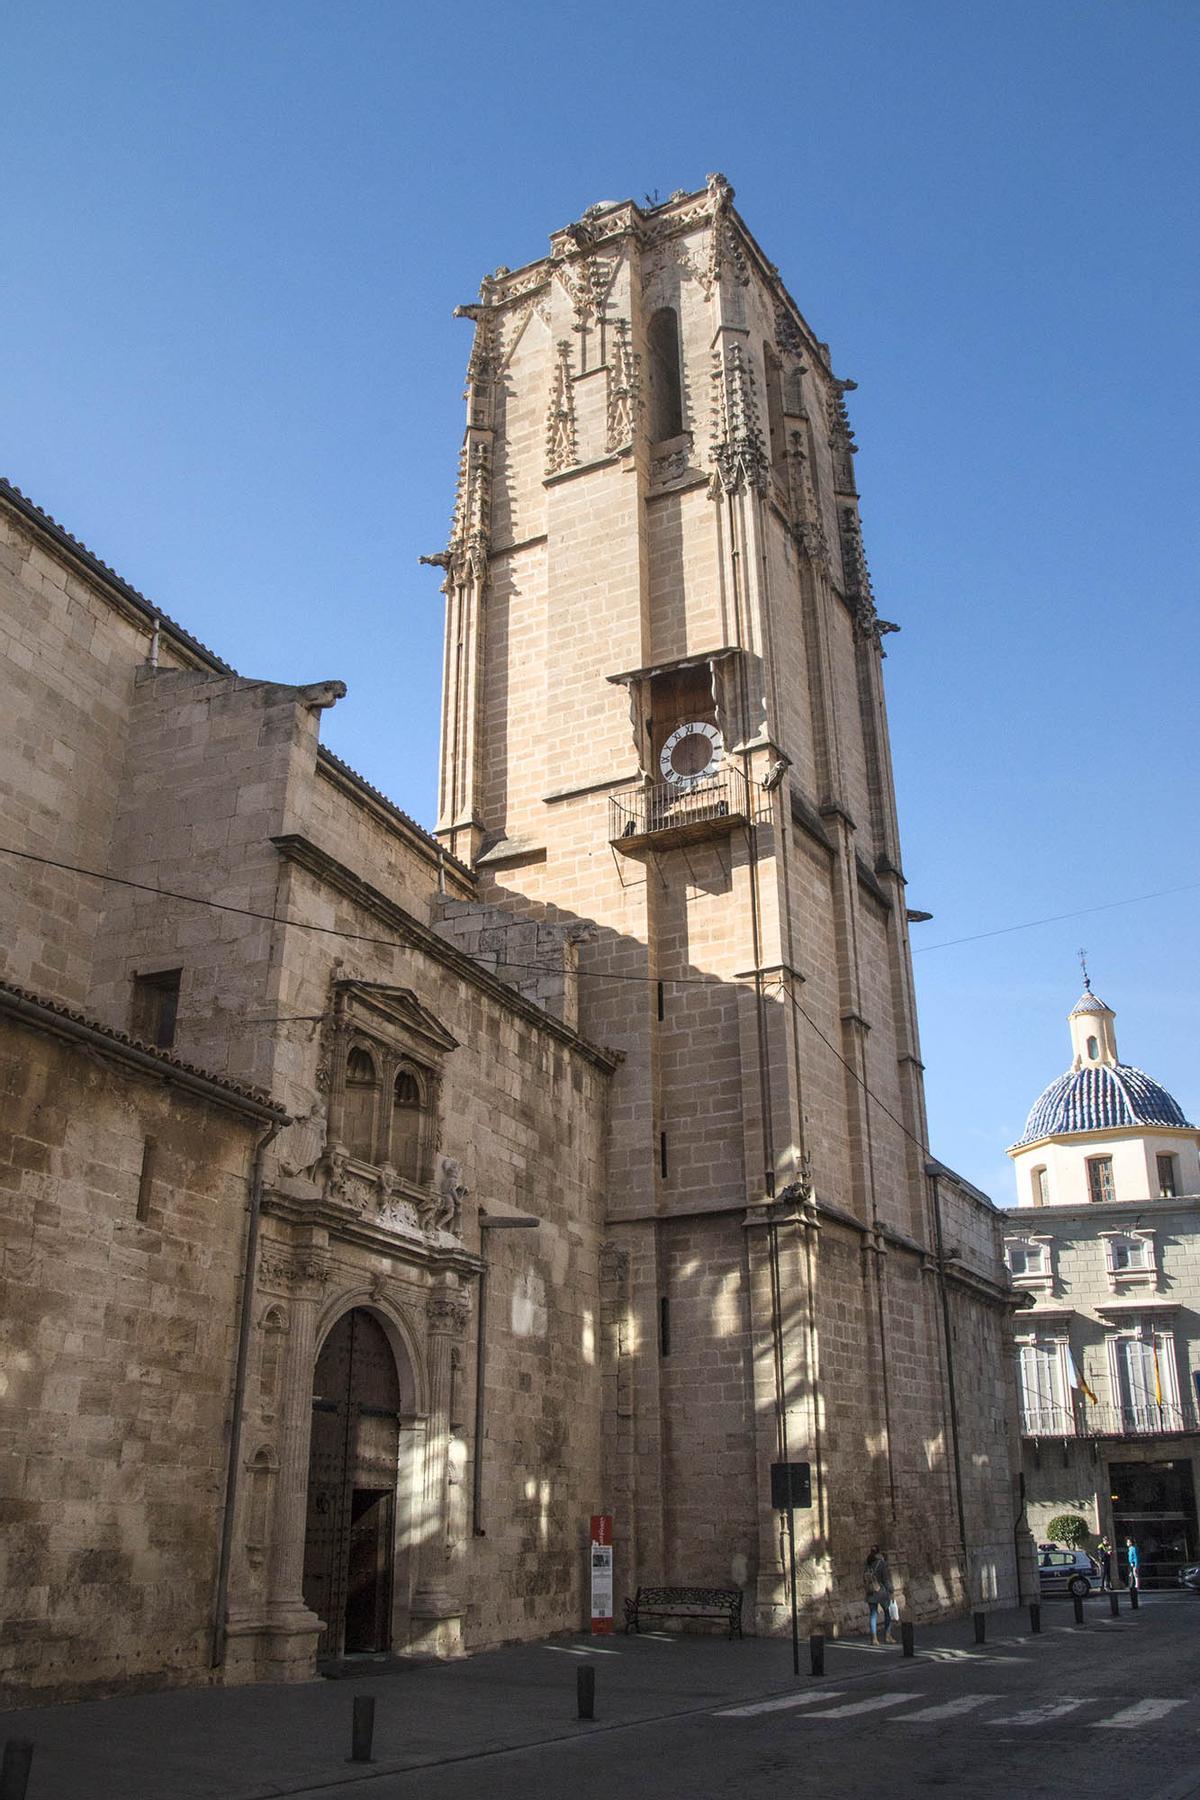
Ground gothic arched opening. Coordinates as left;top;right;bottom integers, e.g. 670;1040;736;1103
302;1308;406;1656
646;307;683;442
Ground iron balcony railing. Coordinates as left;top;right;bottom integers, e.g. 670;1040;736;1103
609;767;751;849
1020;1398;1197;1439
1020;1405;1078;1438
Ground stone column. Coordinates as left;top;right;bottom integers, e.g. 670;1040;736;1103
410;1285;470;1657
261;1254;327;1679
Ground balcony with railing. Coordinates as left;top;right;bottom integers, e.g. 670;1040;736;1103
609;767;751;853
1019;1396;1198;1440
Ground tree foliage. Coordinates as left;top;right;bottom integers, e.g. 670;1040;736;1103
1046;1513;1090;1549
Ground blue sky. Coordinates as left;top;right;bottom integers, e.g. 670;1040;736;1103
4;0;1197;1200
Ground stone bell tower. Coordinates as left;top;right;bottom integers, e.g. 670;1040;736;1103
430;177;1018;1630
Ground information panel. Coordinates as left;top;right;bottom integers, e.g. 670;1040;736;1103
589;1513;614;1634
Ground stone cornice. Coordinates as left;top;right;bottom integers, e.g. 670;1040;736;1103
270;833;618;1074
1002;1195;1200;1223
261;1189;484;1276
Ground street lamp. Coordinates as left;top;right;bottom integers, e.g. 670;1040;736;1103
472;1209;540;1537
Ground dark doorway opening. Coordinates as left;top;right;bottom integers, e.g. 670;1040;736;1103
1109;1458;1198;1587
303;1309;401;1655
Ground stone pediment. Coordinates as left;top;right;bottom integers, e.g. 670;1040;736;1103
335;980;459;1056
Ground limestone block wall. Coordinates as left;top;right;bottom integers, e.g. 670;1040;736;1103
0;498;214;1007
0;1017;259;1703
86;669;327;1092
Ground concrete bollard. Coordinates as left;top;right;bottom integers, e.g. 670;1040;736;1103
1073;1594;1084;1625
577;1665;596;1720
901;1621;915;1658
973;1611;986;1645
1129;1584;1139;1611
1109;1589;1120;1617
1029;1602;1041;1634
349;1694;375;1764
0;1741;34;1800
809;1632;825;1678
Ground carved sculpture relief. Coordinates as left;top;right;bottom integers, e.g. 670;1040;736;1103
426;1292;471;1335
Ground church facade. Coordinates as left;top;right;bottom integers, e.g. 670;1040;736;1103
1006;982;1200;1584
1;177;1022;1704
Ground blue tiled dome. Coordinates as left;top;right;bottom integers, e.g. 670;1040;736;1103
1016;1063;1193;1147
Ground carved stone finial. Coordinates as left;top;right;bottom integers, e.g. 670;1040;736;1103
545;340;579;474
605;318;641;453
708;344;768;498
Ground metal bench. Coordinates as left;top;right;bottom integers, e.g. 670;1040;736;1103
623;1584;744;1639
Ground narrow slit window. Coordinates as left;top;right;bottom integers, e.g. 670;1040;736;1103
646;308;683;442
136;1136;157;1222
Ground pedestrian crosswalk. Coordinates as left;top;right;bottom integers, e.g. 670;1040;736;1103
714;1691;1188;1730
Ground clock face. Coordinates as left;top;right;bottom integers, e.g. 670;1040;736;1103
660;721;723;789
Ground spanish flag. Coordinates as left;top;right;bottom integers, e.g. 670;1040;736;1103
1152;1338;1164;1408
1067;1349;1099;1406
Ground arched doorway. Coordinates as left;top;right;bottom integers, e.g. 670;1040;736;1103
303;1308;404;1656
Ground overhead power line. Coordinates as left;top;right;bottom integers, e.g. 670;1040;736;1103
910;880;1200;955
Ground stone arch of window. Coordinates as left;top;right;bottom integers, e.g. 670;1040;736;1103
343;1043;381;1162
390;1061;429;1182
333;1033;438;1184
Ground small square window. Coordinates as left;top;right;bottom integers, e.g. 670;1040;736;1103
1107;1235;1149;1274
131;969;182;1049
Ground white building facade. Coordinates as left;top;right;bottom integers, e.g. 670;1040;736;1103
1006;984;1200;1585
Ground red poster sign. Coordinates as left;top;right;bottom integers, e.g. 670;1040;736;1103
590;1513;614;1633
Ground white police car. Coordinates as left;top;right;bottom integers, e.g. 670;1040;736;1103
1038;1548;1100;1598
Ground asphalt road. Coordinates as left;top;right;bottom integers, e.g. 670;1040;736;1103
308;1594;1200;1800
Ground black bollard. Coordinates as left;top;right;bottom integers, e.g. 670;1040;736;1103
973;1611;986;1645
1129;1583;1139;1611
1029;1602;1041;1634
577;1665;596;1720
1109;1589;1120;1617
901;1621;915;1658
0;1742;34;1800
349;1694;375;1764
1072;1594;1084;1625
809;1632;825;1678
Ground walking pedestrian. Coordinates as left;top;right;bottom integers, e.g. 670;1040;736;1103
1125;1538;1140;1589
863;1544;896;1645
1098;1537;1112;1591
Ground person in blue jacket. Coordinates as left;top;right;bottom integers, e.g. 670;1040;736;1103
1125;1538;1140;1589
